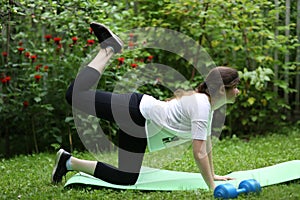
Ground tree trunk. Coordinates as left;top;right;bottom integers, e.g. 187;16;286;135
295;0;300;117
284;0;290;106
68;125;73;153
5;124;10;158
4;0;12;158
6;3;11;61
274;0;279;94
31;118;39;154
133;1;138;16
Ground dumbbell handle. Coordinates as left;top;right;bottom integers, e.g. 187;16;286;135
236;188;247;195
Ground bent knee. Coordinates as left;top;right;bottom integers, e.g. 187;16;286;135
121;173;139;185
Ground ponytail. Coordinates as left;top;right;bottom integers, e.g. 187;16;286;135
196;82;210;96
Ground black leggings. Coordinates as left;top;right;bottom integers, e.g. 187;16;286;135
65;67;147;185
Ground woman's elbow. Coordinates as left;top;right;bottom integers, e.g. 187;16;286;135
193;150;208;161
192;139;207;159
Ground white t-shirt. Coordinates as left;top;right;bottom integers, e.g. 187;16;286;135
139;93;213;151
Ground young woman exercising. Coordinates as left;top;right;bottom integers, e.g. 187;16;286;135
51;22;239;190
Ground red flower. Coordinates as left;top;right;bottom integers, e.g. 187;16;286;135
34;74;42;82
35;64;42;71
128;41;134;48
147;55;154;61
2;52;8;57
131;63;138;68
53;37;62;44
118;57;125;65
56;43;62;52
44;66;49;72
25;52;30;58
89;27;93;34
23;101;29;108
129;33;134;38
87;39;95;46
30;55;37;62
18;47;25;54
1;76;11;84
72;37;78;44
44;34;52;42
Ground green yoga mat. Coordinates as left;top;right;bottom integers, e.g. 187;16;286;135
64;160;300;191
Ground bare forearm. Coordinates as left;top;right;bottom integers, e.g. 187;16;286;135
194;153;215;190
207;137;214;176
193;139;215;190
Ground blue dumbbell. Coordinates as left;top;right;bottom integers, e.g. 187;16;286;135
214;179;261;199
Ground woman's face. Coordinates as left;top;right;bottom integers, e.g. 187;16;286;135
225;85;240;103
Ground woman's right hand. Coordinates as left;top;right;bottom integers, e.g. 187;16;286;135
213;174;235;181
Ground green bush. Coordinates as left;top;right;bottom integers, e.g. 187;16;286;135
0;0;299;156
126;0;299;136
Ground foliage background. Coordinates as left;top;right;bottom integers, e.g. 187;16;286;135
0;0;299;157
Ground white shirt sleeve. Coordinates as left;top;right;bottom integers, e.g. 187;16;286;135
191;121;208;140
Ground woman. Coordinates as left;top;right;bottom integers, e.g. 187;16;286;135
51;22;239;190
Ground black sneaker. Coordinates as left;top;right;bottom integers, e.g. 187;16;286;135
90;22;123;53
51;149;71;184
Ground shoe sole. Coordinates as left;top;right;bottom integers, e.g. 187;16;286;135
90;22;123;53
51;149;64;183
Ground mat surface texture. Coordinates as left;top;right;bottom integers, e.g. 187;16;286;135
64;160;300;191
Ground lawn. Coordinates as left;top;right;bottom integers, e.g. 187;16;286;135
1;127;299;200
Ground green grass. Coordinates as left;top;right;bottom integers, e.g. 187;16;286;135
1;127;299;200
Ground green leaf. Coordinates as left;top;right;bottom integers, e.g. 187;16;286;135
34;97;42;103
251;116;258;122
247;97;256;105
44;105;54;111
65;117;74;123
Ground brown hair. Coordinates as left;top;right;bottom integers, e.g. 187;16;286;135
171;89;196;99
196;66;239;97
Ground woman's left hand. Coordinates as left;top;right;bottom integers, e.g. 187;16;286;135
213;174;235;181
